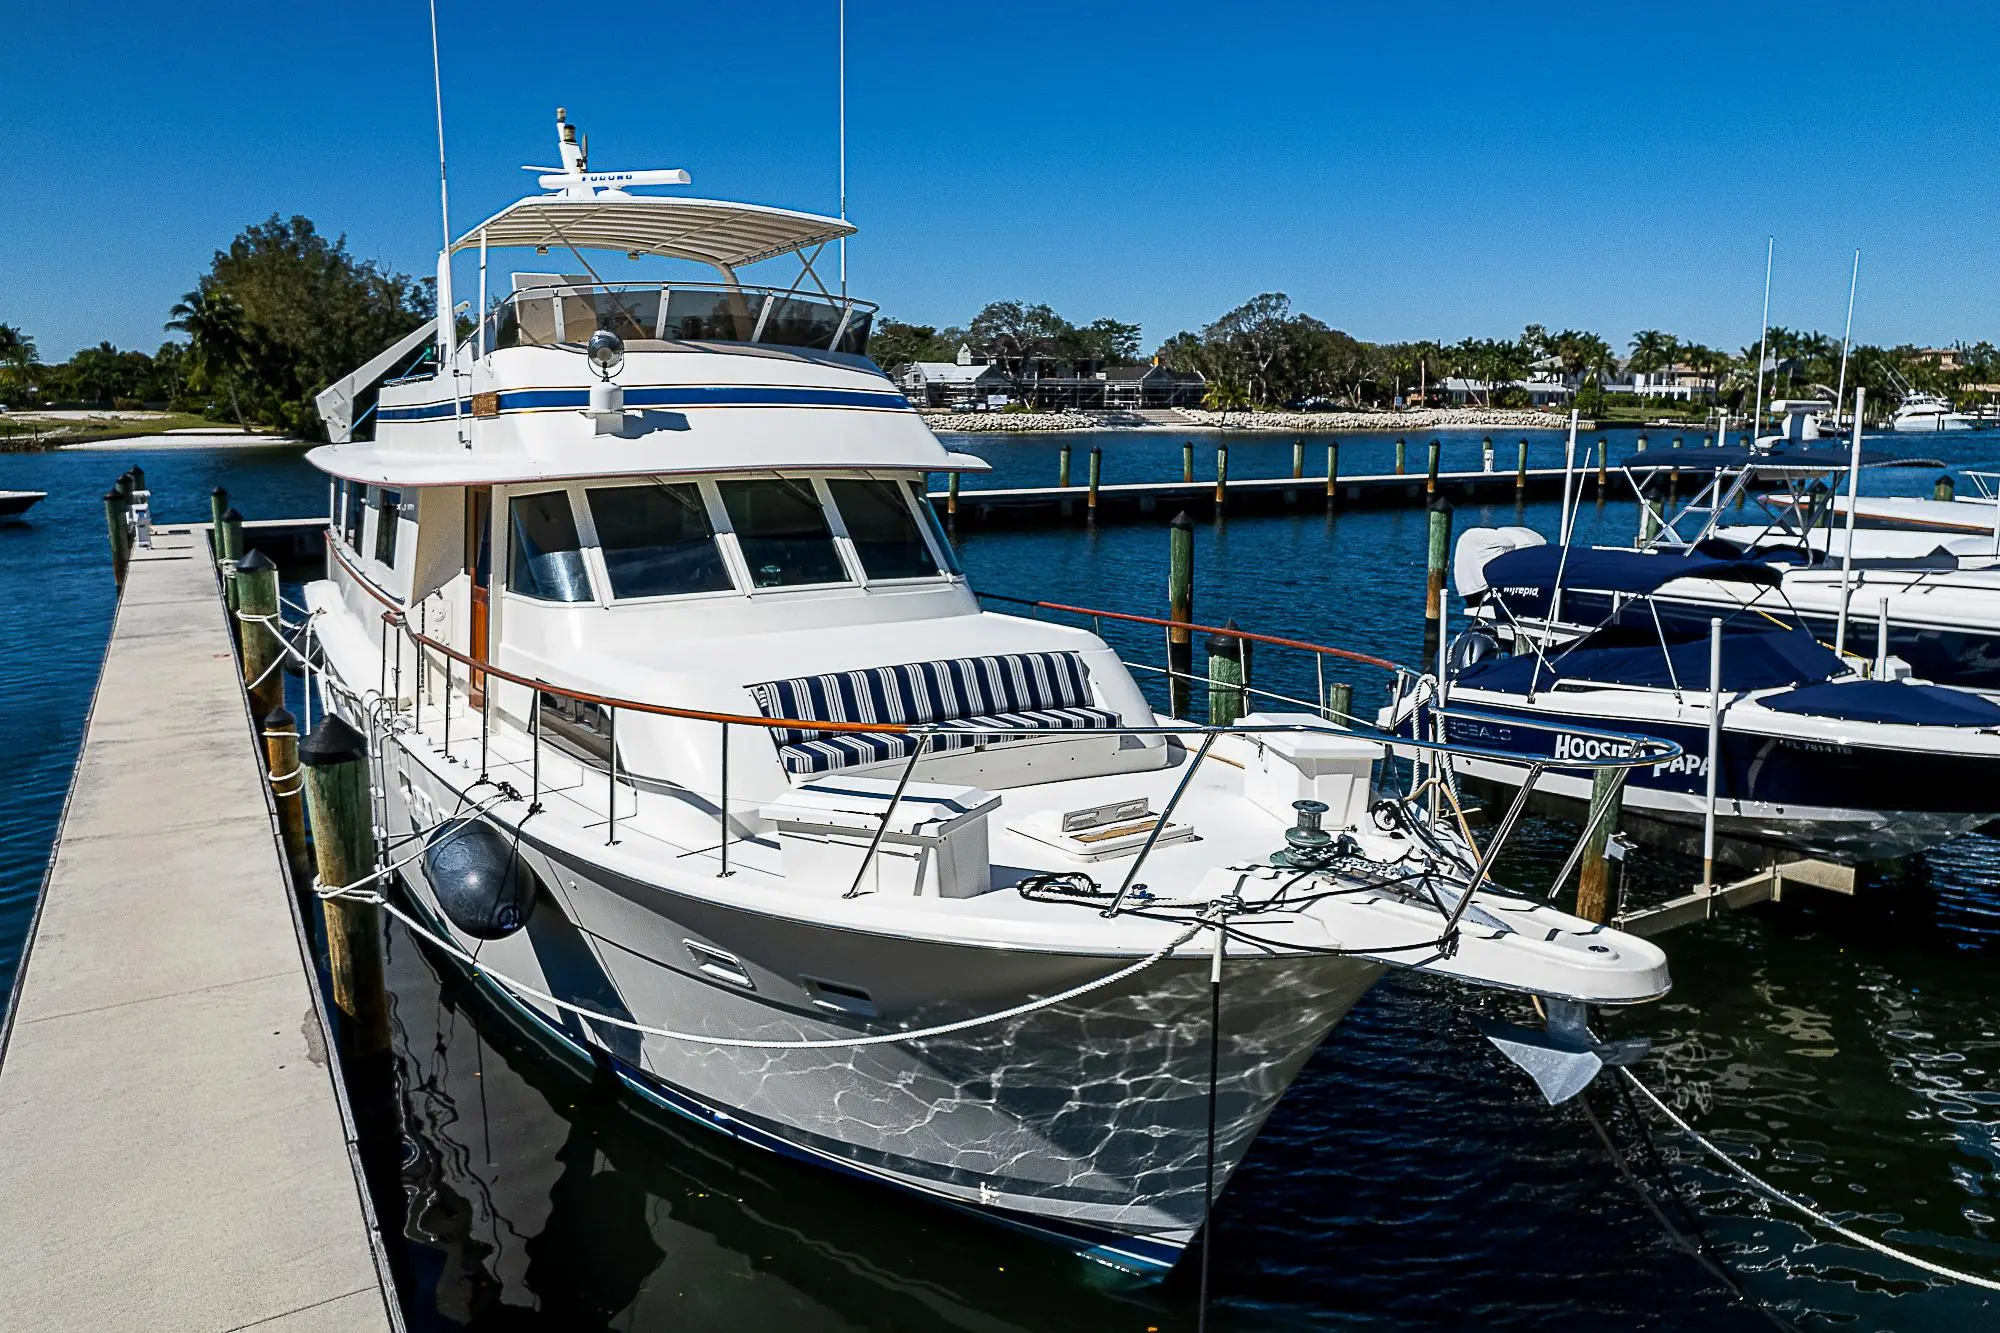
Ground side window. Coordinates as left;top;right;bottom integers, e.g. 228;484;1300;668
586;483;733;598
828;478;939;580
908;480;963;576
342;483;365;550
506;492;592;602
716;479;848;588
330;479;342;529
373;488;402;566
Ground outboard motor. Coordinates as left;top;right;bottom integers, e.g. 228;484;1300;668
1445;625;1502;676
423;817;537;940
1453;526;1545;604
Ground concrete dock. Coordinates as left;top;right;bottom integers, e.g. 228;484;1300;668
0;527;397;1330
929;465;1603;525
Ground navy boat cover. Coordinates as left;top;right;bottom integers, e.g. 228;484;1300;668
1483;543;1784;597
1458;627;1845;695
1760;679;2000;728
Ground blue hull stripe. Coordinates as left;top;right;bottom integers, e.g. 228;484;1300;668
399;892;1186;1274
377;384;912;422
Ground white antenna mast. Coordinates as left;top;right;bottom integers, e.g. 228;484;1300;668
1751;236;1773;443
838;0;847;297
1834;248;1860;428
427;0;465;443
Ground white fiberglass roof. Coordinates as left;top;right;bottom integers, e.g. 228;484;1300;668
453;195;856;271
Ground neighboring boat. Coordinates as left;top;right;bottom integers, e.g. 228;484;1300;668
1401;544;2000;863
0;490;46;519
297;110;1673;1272
1888;391;1978;432
1766;472;2000;540
1459;444;2000;688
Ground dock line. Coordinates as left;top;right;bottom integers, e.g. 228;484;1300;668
1620;1066;2000;1292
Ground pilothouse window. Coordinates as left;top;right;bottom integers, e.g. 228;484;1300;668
587;483;733;598
507;492;593;602
717;479;847;588
828;479;939;580
373;489;402;566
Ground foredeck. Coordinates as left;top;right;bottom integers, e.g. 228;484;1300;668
0;528;396;1330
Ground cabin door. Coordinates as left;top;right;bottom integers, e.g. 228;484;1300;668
466;486;492;703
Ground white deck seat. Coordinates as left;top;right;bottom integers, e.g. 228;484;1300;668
747;651;1122;776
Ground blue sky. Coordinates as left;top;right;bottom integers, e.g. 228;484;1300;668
6;1;1999;361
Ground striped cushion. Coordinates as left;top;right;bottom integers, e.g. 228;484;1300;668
748;652;1114;775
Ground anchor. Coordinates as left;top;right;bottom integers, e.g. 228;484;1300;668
1477;999;1650;1105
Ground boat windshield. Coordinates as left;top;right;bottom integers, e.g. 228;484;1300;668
718;479;848;588
828;479;939;581
587;483;733;599
485;282;874;357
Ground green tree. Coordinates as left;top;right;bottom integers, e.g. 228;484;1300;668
178;214;430;437
0;323;38;401
867;318;956;371
1628;329;1679;375
167;287;252;426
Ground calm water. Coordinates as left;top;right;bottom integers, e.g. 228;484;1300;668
3;428;1998;1330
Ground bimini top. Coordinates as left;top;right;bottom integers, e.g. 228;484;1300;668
1483;544;1784;597
452;194;855;271
449;108;854;271
1460;627;1844;695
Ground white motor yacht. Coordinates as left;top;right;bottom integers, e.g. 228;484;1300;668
1888;391;1977;432
298;111;1671;1272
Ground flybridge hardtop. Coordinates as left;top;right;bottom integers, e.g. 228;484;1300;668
309;107;924;479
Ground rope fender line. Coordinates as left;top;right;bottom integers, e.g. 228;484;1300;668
1620;1067;2000;1293
318;831;1209;1050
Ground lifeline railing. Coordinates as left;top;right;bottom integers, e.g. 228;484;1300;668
321;541;1677;920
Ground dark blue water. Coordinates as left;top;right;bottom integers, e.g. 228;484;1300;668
4;430;1998;1330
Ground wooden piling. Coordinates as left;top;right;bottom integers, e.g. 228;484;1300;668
235;550;284;725
1515;440;1528;491
1937;474;1957;502
1325;440;1340;506
1422;497;1454;666
1214;443;1229;512
208;486;230;560
1395;437;1406;475
1087;445;1102;520
1326;680;1354;725
1058;442;1072;488
1595;438;1607;493
262;705;311;893
1574;767;1627;924
219;507;247;632
299;716;391;1059
1635;433;1649;453
1425;439;1440;496
1292;438;1305;479
102;489;130;589
1182;440;1194;484
1167;512;1195;719
1206;621;1247;727
946;471;959;516
1482;435;1494;473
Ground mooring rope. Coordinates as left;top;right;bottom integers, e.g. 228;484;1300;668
1621;1067;2000;1292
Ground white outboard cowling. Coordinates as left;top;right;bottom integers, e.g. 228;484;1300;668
1453;526;1546;601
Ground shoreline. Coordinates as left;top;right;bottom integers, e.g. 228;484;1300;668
919;407;1588;434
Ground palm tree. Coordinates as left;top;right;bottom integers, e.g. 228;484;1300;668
0;322;37;401
166;287;250;427
1628;330;1679;376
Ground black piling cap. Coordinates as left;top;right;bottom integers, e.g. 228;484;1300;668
1170;511;1193;530
262;704;296;731
1428;496;1455;515
1206;618;1243;660
114;471;134;495
1090;443;1102;455
128;465;146;490
211;486;228;500
103;488;123;503
237;548;276;573
299;715;368;767
222;506;243;523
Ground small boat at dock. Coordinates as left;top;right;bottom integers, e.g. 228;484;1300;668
0;489;46;519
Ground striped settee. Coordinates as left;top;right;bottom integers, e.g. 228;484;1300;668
747;651;1121;776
